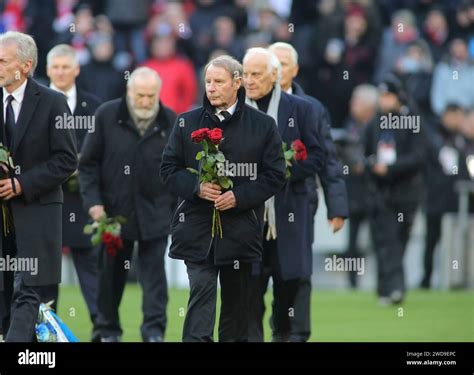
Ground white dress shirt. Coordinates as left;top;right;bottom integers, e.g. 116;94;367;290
50;83;77;114
3;79;28;123
215;99;238;121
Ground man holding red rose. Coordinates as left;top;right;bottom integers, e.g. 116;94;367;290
79;67;176;342
242;48;328;342
161;55;286;342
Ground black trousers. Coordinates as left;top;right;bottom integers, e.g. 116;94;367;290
345;212;367;288
369;202;416;298
96;236;168;340
249;233;300;342
421;214;442;288
286;199;318;342
183;250;259;342
1;231;54;342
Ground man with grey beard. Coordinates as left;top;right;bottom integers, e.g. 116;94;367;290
79;67;176;342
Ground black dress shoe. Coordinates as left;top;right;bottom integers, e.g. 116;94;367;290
91;330;101;343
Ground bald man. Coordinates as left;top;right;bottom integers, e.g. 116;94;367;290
79;67;176;342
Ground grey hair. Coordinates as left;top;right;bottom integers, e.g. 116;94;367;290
204;55;243;81
0;31;38;77
352;84;378;106
268;42;299;66
127;67;162;89
243;47;282;82
392;9;416;27
47;44;79;67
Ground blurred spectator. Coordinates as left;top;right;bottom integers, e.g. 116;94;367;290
317;4;376;128
102;0;151;64
451;0;474;40
422;7;450;63
55;4;95;66
78;34;126;101
431;38;474;116
422;104;473;288
0;0;27;33
142;34;197;114
338;84;378;288
396;39;434;124
374;9;419;83
209;16;244;60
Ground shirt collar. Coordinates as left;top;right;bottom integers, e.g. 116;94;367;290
215;99;238;116
3;79;28;104
286;86;293;95
50;83;77;100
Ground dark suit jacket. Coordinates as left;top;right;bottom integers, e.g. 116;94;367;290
79;97;177;241
273;91;327;280
292;82;348;220
161;87;286;265
0;78;77;289
61;88;101;248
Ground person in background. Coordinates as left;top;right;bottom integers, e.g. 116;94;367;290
364;74;425;305
269;41;348;341
46;43;101;341
142;33;197;114
338;84;378;289
79;67;176;342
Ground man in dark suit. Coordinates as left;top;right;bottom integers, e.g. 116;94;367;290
79;67;176;342
269;42;349;342
46;44;101;341
0;31;77;342
161;55;286;342
242;47;327;342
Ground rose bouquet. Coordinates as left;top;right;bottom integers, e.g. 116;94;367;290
83;214;126;256
282;139;308;179
187;127;233;238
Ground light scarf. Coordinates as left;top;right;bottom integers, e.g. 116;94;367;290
245;84;281;240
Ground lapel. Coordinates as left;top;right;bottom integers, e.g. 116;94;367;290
0;89;4;146
12;78;41;154
277;93;292;139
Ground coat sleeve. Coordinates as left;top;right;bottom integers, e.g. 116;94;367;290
385;129;426;179
16;94;77;203
232;120;286;211
317;108;349;219
160;116;201;203
289;100;327;182
78;105;105;212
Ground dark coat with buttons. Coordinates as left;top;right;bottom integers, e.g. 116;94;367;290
0;78;77;290
62;88;101;248
160;87;287;265
79;96;177;241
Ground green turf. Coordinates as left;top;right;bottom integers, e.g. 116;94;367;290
57;284;474;342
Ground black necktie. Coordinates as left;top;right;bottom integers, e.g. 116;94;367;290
220;110;231;121
5;95;15;149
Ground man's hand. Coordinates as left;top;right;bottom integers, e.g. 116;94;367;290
329;217;345;233
198;182;222;202
372;163;388;176
89;205;105;221
214;191;236;211
0;177;22;200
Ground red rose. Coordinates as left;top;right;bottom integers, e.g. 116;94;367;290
102;232;114;245
295;149;307;161
207;128;223;145
291;139;306;153
114;236;123;249
191;128;210;143
291;140;307;161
